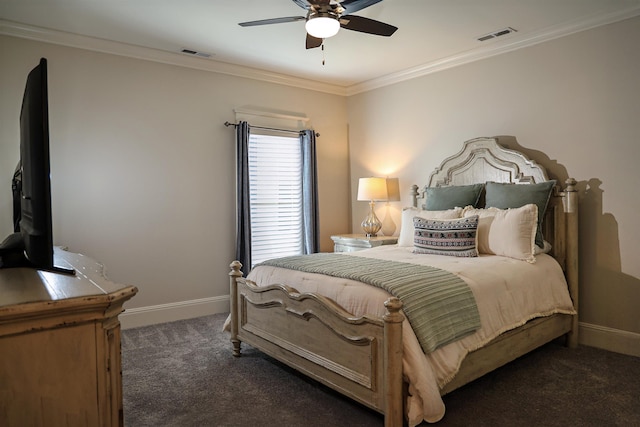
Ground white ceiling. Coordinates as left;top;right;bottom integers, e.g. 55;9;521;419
2;0;640;93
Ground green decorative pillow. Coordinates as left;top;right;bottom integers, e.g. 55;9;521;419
413;216;479;257
484;180;556;248
425;184;484;210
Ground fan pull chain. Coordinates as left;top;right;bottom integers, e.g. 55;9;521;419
322;43;325;66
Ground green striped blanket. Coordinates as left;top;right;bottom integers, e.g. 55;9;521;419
258;253;480;354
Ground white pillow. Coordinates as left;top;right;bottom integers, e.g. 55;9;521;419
534;240;553;255
397;207;463;246
462;204;538;263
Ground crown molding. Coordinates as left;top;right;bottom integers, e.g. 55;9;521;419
346;5;640;96
3;5;639;98
0;19;347;96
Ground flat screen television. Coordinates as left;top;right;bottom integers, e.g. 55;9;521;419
0;58;74;275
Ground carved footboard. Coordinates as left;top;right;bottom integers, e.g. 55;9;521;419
229;261;404;427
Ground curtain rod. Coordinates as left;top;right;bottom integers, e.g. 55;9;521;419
224;121;319;138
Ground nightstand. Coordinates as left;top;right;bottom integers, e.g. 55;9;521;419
331;234;398;253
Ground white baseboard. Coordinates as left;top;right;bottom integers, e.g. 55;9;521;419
579;322;640;357
120;296;230;330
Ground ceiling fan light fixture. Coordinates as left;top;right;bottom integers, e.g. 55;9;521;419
305;14;340;39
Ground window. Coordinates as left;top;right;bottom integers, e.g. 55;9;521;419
235;120;318;271
248;131;303;267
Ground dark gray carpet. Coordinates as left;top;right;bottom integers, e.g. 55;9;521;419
121;313;640;426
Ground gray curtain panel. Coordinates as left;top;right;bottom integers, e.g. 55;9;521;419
301;129;319;254
235;121;251;272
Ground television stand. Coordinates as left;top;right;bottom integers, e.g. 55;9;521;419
0;232;27;267
0;247;137;426
0;232;75;274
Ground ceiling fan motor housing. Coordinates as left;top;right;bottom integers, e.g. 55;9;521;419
238;0;397;49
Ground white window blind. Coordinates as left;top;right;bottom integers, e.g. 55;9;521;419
248;132;303;267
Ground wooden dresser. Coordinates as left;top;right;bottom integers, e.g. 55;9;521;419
0;247;137;426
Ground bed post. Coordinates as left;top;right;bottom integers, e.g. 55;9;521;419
383;297;404;427
229;261;243;357
410;184;419;208
562;178;579;348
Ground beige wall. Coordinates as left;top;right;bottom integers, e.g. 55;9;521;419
2;15;639;354
0;36;350;316
347;16;640;350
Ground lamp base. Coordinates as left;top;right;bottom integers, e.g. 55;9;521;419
361;201;382;238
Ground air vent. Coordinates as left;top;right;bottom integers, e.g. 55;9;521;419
477;27;517;42
180;48;213;58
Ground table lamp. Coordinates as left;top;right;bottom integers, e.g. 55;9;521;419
357;177;388;237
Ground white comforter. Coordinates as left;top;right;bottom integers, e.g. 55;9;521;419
243;246;576;425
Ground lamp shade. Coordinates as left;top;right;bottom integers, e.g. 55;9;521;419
357;177;388;201
305;15;340;39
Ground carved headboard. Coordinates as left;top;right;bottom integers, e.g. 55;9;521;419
427;137;548;187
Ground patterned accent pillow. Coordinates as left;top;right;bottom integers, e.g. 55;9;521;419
397;207;463;247
413;215;479;257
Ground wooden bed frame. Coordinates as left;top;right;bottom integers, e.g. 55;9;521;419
228;137;578;427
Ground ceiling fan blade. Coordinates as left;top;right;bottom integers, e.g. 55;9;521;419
292;0;311;10
292;0;331;10
239;16;306;27
306;33;323;49
339;14;397;36
340;0;383;14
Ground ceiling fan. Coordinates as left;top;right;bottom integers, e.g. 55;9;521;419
238;0;398;49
